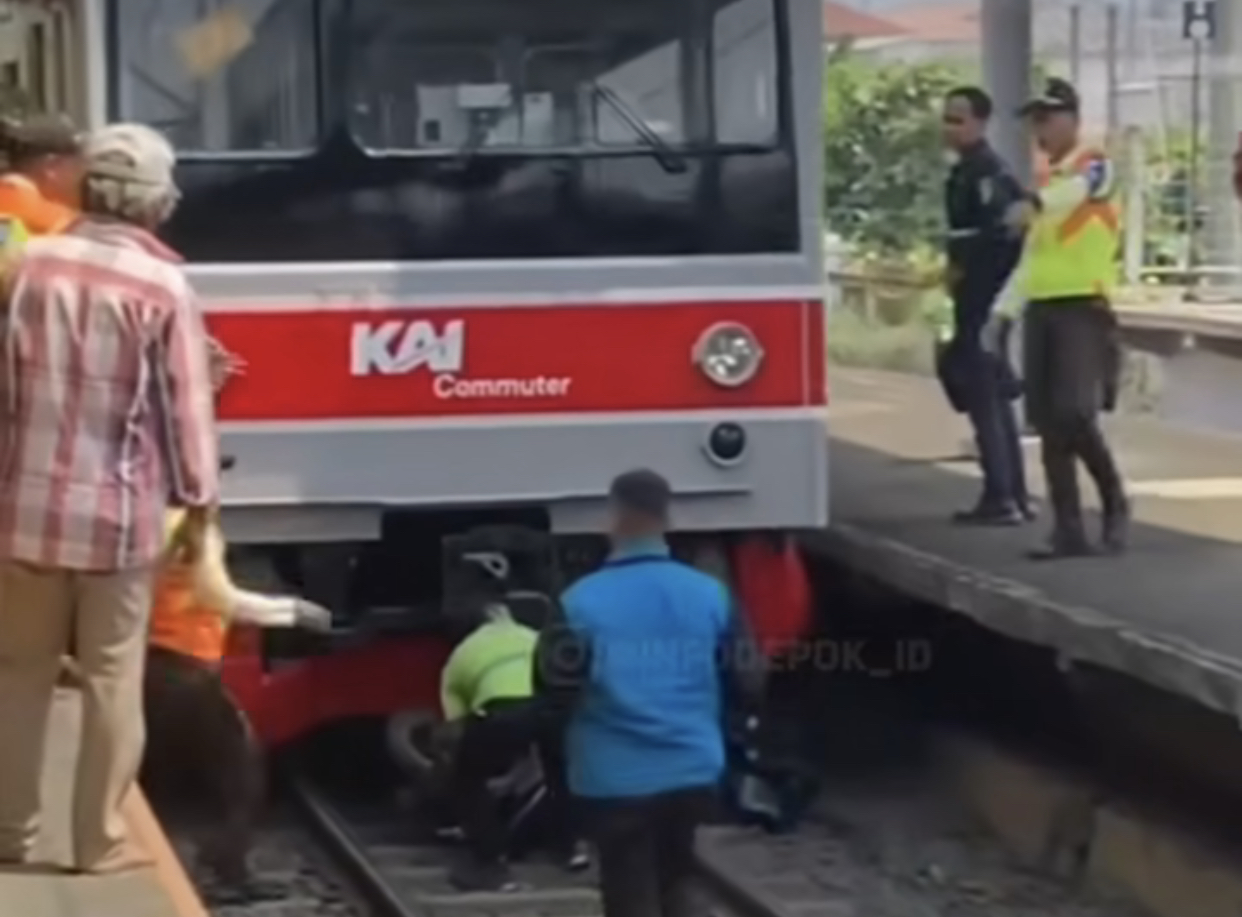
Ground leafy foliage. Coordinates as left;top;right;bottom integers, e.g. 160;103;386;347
822;49;1051;260
822;49;967;257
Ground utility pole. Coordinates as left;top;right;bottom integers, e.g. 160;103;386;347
1106;4;1120;135
1125;0;1139;81
1069;4;1081;86
981;0;1033;185
1205;0;1239;282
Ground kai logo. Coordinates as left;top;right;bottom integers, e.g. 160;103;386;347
351;319;465;376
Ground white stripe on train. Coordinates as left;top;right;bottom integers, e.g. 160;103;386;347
216;405;827;434
195;285;826;313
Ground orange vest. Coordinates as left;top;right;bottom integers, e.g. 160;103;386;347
148;565;228;663
0;174;76;235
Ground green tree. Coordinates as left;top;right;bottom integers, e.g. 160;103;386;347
823;51;1052;259
823;50;966;257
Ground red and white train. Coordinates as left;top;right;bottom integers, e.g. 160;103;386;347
21;0;826;745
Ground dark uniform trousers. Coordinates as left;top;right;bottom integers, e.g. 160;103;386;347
580;785;717;917
451;697;572;865
947;307;1028;511
1022;297;1126;536
141;647;264;884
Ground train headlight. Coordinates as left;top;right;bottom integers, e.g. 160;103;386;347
693;322;764;388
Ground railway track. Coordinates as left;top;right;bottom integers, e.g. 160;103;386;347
160;551;1237;917
288;772;746;917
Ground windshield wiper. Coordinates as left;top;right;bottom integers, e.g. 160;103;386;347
445;84;687;174
590;84;688;174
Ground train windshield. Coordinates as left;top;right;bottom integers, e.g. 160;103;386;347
106;0;798;262
108;0;780;157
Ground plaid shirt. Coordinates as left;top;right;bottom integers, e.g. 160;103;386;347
0;218;219;572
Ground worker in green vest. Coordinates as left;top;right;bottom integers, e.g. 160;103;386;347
439;602;587;891
983;78;1128;559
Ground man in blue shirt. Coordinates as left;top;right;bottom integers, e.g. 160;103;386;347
535;469;763;917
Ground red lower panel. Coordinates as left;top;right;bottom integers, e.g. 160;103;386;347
220;629;452;748
219;534;813;748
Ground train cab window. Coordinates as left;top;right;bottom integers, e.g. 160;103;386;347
712;0;779;145
108;0;321;153
338;0;780;154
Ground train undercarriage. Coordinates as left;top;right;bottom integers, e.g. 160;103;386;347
220;518;811;748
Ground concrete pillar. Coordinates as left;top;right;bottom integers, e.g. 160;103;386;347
981;0;1035;437
1206;0;1241;279
79;0;107;128
980;0;1033;184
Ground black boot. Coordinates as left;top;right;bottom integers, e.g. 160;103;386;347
1101;497;1131;555
952;501;1024;527
1027;528;1094;561
1074;420;1128;555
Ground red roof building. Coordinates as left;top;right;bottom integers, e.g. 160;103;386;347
823;2;909;41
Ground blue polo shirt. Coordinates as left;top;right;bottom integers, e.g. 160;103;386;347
560;541;732;798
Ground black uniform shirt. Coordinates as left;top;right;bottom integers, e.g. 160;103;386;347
944;141;1024;329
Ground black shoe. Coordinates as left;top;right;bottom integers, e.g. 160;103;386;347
563;840;590;872
1027;532;1094;561
952;503;1023;526
1101;499;1131;555
449;860;520;893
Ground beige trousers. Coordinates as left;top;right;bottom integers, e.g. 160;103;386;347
0;561;154;871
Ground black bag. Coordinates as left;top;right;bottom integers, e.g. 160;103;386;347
722;717;821;833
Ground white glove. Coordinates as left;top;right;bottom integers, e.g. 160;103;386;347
294;599;333;633
980;313;1010;355
1003;199;1037;231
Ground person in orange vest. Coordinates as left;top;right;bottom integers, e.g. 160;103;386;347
0;113;83;236
142;506;332;905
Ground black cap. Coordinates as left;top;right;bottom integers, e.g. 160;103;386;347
0;113;82;159
609;469;672;519
1019;77;1080;116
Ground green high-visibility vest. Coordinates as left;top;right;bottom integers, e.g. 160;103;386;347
0;214;30;269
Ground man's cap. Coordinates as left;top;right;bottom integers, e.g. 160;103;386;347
609;468;672;518
0;113;82;158
1019;77;1080;116
82;123;176;189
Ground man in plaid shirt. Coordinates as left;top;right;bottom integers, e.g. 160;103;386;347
0;123;220;874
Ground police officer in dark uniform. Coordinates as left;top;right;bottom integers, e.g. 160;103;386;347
940;86;1033;525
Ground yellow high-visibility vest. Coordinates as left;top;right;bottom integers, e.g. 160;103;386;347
995;145;1120;317
0;213;29;258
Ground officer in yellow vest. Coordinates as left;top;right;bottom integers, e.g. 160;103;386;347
984;78;1128;559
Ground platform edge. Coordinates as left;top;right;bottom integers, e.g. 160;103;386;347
802;524;1242;720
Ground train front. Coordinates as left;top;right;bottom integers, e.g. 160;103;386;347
101;0;827;744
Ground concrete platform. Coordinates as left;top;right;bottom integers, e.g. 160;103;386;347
1116;302;1242;340
0;690;205;917
813;368;1242;719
